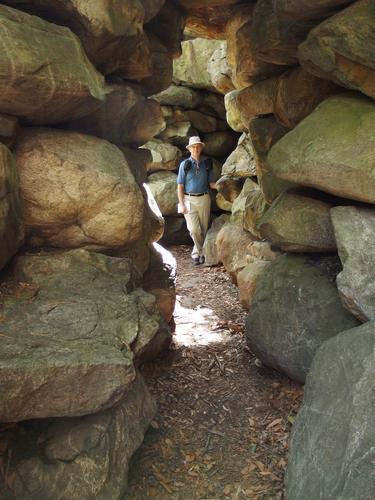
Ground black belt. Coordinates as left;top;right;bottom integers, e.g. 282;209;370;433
184;192;208;197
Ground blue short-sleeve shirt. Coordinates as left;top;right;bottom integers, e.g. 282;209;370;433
176;156;215;193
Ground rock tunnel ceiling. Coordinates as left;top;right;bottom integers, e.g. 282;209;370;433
0;0;374;498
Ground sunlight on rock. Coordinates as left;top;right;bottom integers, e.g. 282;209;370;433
174;295;232;346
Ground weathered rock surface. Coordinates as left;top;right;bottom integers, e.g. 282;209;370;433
141;184;165;244
3;0;146;75
2;373;156;500
146;0;185;58
299;0;375;100
216;222;256;283
203;214;230;266
143;242;176;323
0;249;167;422
249;116;293;204
268;93;375;204
141;139;182;172
153;85;203;109
198;92;227;120
0;114;18;147
186;110;227;134
0;4;108;124
147;171;178;216
230;179;267;239
251;0;317;66
207;43;235;95
158;120;197;149
237;260;270;310
112;32;152;81
142;0;166;23
184;5;235;40
286;321;375;500
331;206;375;322
258;191;336;252
222;133;256;178
246;255;360;383
271;0;355;22
69;83;165;147
226;5;281;89
140;34;173;95
225;78;278;132
15;128;145;250
173;38;223;91
120;146;151;185
216;175;246;211
274;67;339;129
0;144;24;271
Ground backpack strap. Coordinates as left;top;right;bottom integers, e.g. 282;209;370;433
183;159;193;173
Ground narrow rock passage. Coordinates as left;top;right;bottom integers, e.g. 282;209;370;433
126;246;302;500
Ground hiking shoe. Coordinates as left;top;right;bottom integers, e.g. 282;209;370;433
192;257;200;265
199;256;205;265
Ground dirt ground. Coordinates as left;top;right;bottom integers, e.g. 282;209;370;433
126;245;303;500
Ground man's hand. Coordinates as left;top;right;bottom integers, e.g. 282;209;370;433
178;202;188;214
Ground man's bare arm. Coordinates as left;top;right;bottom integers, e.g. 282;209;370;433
177;183;188;214
209;182;217;190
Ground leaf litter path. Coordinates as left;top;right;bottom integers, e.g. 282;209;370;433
126;245;302;500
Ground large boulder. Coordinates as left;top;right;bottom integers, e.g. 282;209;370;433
268;93;375;204
185;110;227;134
153;85;203;109
120;146;152;185
274;67;339;129
216;222;256;283
230;179;267;239
0;249;168;422
270;0;354;22
0;144;24;271
258;191;336;252
69;83;165;147
221;133;256;178
225;78;278;132
331;206;375;322
202;214;230;266
249;116;294;204
2;373;156;500
15;128;145;251
246;255;360;383
143;242;176;323
112;32;152;81
146;0;185;58
141;139;182;172
299;0;375;100
286;321;375;500
216;175;246;211
140;33;173;95
0;4;108;125
226;4;281;88
2;0;146;75
173;38;223;91
250;0;317;66
147;171;178;216
237;259;270;310
207;43;235;95
141;0;166;23
184;4;236;39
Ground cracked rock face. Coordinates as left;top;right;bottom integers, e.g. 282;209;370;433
0;249;167;422
286;321;375;500
245;255;360;383
0;4;108;125
1;373;156;500
14;128;145;251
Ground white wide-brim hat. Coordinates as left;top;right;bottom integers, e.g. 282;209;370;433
186;136;205;149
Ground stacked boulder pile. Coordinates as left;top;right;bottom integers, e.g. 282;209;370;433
144;37;240;244
0;1;183;497
179;1;374;498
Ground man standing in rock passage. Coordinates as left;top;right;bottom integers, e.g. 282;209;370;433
177;136;217;265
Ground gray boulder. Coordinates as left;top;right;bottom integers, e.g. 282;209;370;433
147;171;179;216
331;206;375;321
0;249;168;422
286;321;375;500
203;214;230;267
246;255;360;383
2;374;156;500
